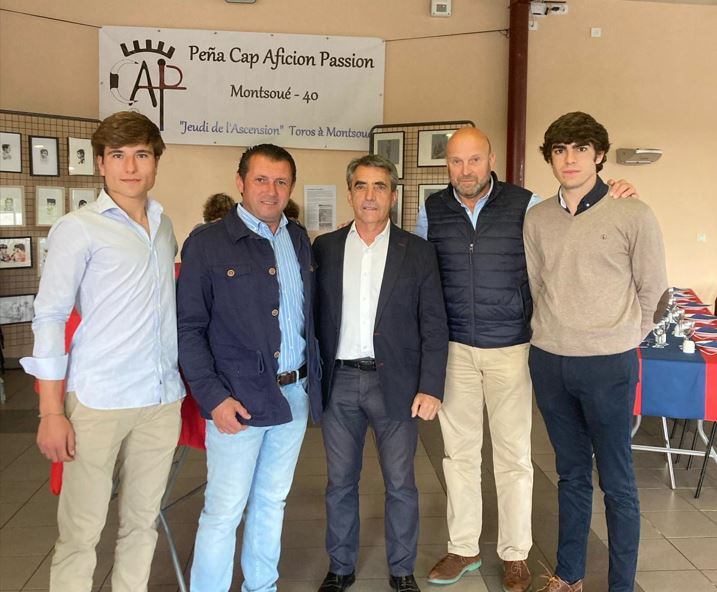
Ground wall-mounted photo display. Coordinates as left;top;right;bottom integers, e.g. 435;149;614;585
0;294;35;325
0;132;22;173
418;129;457;167
37;236;48;278
36;186;65;225
68;137;94;176
418;184;445;210
70;187;96;211
390;184;403;228
0;236;32;269
373;131;404;178
30;135;60;176
0;186;25;226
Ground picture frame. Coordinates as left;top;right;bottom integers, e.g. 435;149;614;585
0;132;22;173
390;184;403;228
418;129;457;167
0;294;35;325
68;137;94;176
30;135;60;176
70;187;96;211
37;236;48;278
0;186;25;226
418;184;446;209
0;236;32;269
36;186;65;225
373;131;404;178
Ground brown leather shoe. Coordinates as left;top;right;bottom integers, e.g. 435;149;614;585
427;553;482;585
502;560;532;592
537;574;583;592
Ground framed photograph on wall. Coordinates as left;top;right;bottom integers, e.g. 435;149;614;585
0;236;32;269
38;236;48;278
373;131;404;178
0;294;35;325
0;132;22;173
36;186;65;225
30;136;60;176
0;186;25;226
70;187;96;211
418;184;445;209
390;184;403;228
418;129;457;167
68;137;94;176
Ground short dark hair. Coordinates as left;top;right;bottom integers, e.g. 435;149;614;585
345;154;398;191
13;243;25;251
540;111;610;172
284;198;300;220
92;111;166;159
202;192;235;223
237;144;296;184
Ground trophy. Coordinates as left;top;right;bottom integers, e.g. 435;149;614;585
652;322;667;348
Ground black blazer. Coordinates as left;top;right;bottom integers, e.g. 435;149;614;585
313;223;448;420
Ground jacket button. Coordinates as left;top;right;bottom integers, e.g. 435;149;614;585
274;351;280;359
226;269;235;277
271;308;279;317
268;267;277;275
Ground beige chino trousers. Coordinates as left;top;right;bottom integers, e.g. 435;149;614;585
439;341;533;561
50;393;181;592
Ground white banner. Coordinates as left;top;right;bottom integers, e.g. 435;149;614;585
99;27;385;151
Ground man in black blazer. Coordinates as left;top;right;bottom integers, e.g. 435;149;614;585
313;155;449;592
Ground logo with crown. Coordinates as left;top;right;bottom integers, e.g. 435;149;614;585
108;38;187;131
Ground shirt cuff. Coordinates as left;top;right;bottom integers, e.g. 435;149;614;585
19;355;68;380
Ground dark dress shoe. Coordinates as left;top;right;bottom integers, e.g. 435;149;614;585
318;571;356;591
389;574;420;592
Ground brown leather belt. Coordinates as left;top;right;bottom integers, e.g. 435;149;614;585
276;364;307;386
336;358;377;371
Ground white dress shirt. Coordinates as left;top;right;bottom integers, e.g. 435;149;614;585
20;189;185;409
335;221;391;360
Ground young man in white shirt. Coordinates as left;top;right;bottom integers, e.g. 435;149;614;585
21;111;184;592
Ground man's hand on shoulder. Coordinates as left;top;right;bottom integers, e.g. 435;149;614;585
411;393;441;421
211;397;252;434
607;178;639;199
37;415;76;462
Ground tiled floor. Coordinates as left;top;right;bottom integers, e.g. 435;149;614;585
1;368;716;591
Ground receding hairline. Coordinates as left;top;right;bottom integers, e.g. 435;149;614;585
446;127;493;156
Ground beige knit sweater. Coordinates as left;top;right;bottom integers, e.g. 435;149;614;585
524;191;667;356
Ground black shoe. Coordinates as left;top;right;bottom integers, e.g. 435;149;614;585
389;574;420;592
318;571;356;592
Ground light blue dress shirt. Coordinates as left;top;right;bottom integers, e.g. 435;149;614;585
413;178;542;239
236;204;306;373
20;190;185;409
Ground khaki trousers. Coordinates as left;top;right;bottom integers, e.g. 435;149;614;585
439;341;533;560
50;393;181;592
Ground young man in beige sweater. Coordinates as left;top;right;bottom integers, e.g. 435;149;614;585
523;112;667;592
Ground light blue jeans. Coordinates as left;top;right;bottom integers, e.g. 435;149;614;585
190;382;309;592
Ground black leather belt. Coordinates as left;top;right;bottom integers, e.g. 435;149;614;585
276;364;307;386
336;358;377;371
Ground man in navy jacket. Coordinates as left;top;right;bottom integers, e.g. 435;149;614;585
313;155;448;592
177;144;322;592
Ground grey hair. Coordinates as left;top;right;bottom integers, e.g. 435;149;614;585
345;154;398;191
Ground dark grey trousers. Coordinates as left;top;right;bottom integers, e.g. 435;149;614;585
322;365;419;576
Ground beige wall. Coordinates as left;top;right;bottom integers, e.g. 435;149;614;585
1;0;715;305
524;0;717;304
